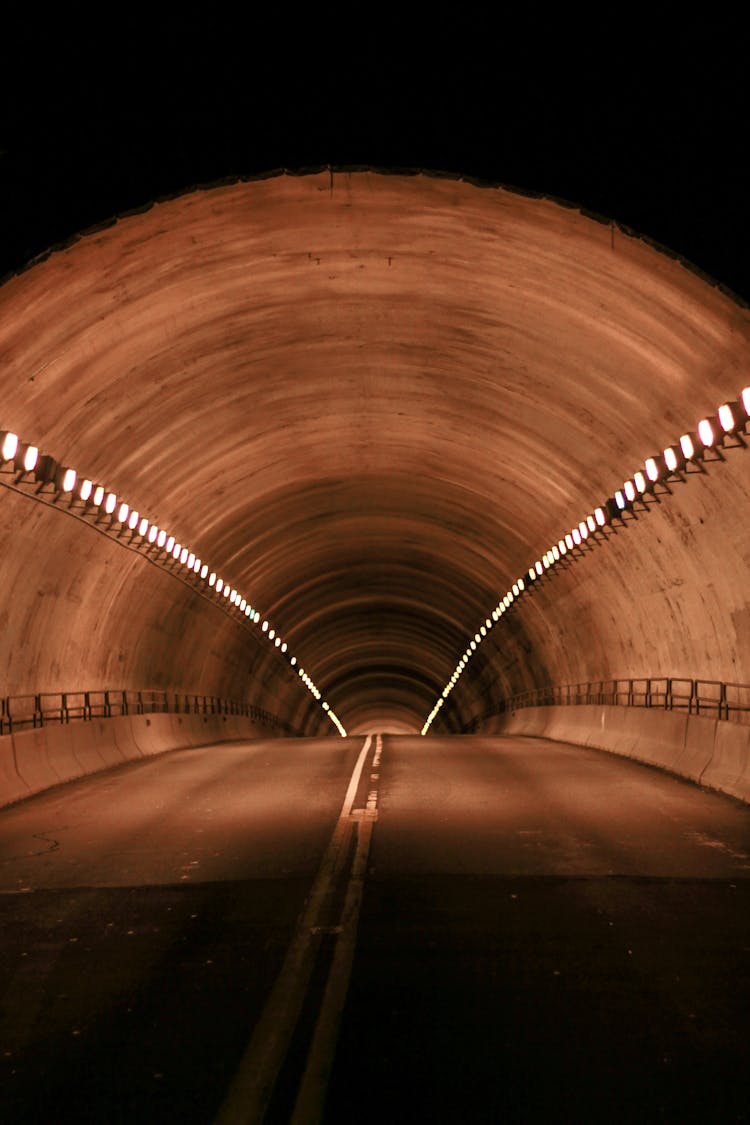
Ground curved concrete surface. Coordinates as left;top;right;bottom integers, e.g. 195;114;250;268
0;171;749;735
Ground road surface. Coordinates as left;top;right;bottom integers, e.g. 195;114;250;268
1;733;749;1122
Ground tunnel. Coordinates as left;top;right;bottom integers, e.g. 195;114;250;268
1;170;750;1122
1;168;748;737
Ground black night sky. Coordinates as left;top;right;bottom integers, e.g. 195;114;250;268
1;15;748;301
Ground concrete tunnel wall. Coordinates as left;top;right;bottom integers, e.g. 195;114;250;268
0;169;748;741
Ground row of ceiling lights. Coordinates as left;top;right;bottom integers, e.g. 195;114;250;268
0;429;347;737
422;386;750;735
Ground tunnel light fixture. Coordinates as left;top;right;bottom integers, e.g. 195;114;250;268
79;478;93;502
679;433;696;461
697;418;716;449
633;471;647;495
20;444;39;474
644;457;660;483
58;467;77;493
105;492;117;515
118;502;129;523
139;517;149;536
128;510;140;531
663;445;681;474
718;402;742;434
1;431;19;462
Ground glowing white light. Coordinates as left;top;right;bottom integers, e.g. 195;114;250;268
240;598;246;611
187;552;195;568
128;510;139;530
148;525;158;543
492;609;499;620
565;533;574;550
624;480;636;502
1;432;18;461
634;471;647;494
281;642;287;653
480;625;487;636
663;447;678;472
572;527;582;546
697;418;715;447
275;637;281;647
118;502;129;523
172;542;181;560
528;568;536;581
291;656;296;665
542;555;550;569
93;485;105;506
201;565;209;579
194;558;202;573
165;535;175;553
229;590;237;604
269;629;276;640
262;620;269;632
558;539;567;555
244;605;251;616
59;468;76;492
586;514;596;532
79;478;93;501
517;578;525;591
209;572;216;587
551;546;560;562
485;618;491;628
579;521;589;540
645;457;659;482
717;403;736;432
512;584;519;597
470;640;476;650
595;507;606;527
535;560;543;577
680;433;695;460
254;611;260;623
474;633;480;643
24;446;39;472
322;702;329;711
742;387;750;416
139;517;149;536
614;491;626;510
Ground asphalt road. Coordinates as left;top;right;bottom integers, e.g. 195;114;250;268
1;733;749;1123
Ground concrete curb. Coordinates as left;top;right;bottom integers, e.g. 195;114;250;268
1;713;286;809
477;704;750;804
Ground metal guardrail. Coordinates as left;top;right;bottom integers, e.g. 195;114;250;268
465;676;750;732
0;689;294;736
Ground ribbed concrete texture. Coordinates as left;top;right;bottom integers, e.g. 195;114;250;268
0;171;749;739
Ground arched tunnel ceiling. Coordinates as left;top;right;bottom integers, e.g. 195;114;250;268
1;170;749;734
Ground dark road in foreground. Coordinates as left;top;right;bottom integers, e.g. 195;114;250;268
1;734;750;1123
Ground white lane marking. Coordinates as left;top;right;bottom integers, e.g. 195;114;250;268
340;735;372;819
290;735;383;1124
213;734;373;1125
